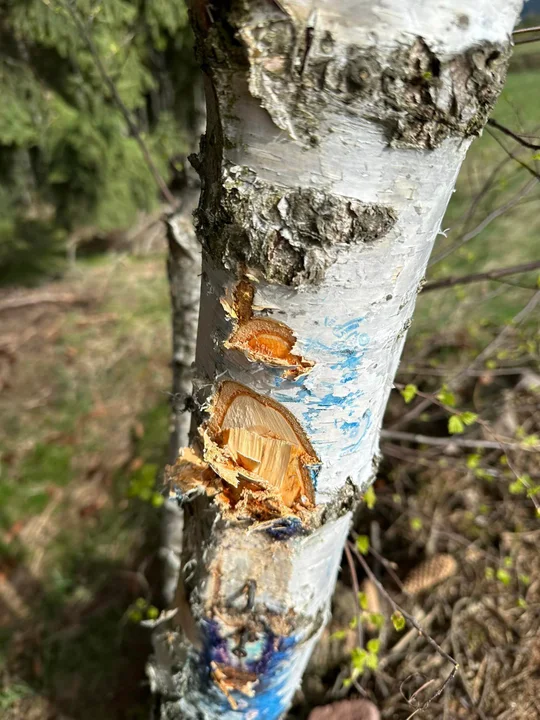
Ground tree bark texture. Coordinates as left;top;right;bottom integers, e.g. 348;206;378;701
149;1;522;717
161;191;201;606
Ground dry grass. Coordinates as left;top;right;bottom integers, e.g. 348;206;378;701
0;253;171;719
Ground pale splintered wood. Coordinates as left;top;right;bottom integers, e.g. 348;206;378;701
221;393;302;448
225;427;292;486
209;383;317;509
167;381;318;513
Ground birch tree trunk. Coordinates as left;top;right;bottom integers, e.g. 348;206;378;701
150;1;522;717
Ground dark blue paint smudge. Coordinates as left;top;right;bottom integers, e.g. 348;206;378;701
262;516;306;540
196;618;306;718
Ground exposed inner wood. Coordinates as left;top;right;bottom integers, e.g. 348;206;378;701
166;382;318;519
207;382;317;510
226;318;314;377
223;279;314;378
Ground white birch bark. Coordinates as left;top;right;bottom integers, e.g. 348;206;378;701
161;188;201;606
149;1;522;717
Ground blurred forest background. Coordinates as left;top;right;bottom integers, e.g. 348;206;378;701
0;2;539;719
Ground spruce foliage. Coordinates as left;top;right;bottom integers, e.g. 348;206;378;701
0;0;195;282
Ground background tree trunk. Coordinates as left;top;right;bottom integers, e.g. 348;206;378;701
149;1;522;717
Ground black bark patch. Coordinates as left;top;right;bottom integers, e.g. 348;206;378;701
196;1;513;149
379;38;512;148
196;166;397;286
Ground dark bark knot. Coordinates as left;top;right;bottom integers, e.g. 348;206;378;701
203;2;512;149
197;166;397;286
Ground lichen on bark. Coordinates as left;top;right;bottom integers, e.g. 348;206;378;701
196;163;397;285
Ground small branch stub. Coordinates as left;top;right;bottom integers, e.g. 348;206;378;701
223;278;314;378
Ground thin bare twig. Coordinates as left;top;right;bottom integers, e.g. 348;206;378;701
513;24;540;35
60;0;176;206
429;178;537;266
487;119;540;150
422;259;540;293
514;37;540;46
348;543;458;718
397;366;530;378
380;429;533;451
344;543;364;649
390;290;540;429
0;291;89;313
485;127;540;182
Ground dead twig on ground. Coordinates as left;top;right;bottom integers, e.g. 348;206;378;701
0;291;90;313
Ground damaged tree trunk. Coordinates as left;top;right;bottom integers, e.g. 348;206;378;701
150;1;522;717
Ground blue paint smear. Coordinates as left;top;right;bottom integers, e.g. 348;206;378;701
269;316;372;458
342;409;372;455
263;517;305;540
195;618;306;719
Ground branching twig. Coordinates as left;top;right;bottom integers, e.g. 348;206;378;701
390;290;540;429
485;127;540;182
422;259;540;293
429;178;537;266
60;0;176;206
348;542;459;718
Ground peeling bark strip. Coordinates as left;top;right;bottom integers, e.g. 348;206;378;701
150;2;522;718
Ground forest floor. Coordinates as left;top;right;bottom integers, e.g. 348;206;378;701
1;48;540;720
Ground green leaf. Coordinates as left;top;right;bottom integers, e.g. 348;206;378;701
519;574;531;586
496;568;511;586
365;612;385;630
367;639;380;654
358;592;368;611
331;629;347;641
356;535;370;556
410;517;423;532
466;453;481;469
437;384;456;408
448;415;465;434
363;486;376;510
391;611;406;631
460;411;478;426
351;647;367;672
509;480;525;495
400;384;418;404
366;652;378;670
151;492;164;507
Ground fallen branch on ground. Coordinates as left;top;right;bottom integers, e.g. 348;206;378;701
0;291;90;313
